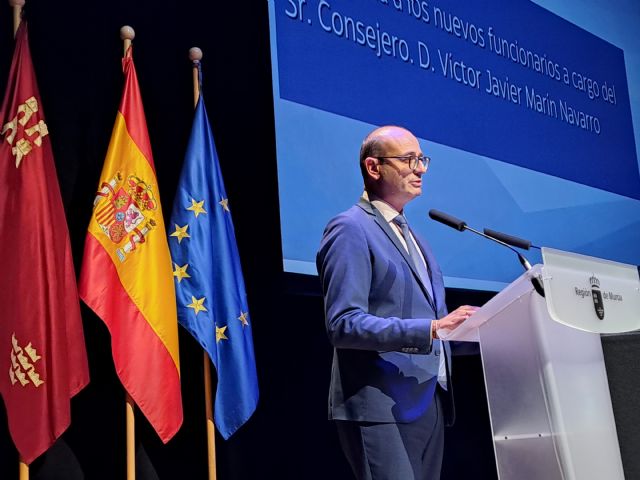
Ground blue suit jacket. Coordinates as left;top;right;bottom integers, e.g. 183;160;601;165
317;199;450;424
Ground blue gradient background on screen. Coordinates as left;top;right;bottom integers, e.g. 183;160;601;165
268;0;640;290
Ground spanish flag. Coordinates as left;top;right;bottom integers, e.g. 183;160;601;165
79;46;182;442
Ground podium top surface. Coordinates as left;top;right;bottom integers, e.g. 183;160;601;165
438;266;541;341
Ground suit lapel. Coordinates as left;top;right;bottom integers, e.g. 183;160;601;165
357;199;436;310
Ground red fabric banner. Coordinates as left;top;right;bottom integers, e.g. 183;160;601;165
0;22;90;464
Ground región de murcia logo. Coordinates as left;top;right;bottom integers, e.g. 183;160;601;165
9;333;44;388
574;274;624;320
589;275;605;320
1;96;49;168
92;172;158;262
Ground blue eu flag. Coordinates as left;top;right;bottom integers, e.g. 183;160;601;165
169;93;258;438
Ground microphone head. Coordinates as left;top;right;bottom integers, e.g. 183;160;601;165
428;209;466;231
483;228;532;250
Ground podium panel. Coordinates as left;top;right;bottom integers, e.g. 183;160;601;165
440;254;635;480
478;285;623;479
478;288;562;480
530;293;623;480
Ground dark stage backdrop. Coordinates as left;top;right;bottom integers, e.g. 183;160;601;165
0;2;637;479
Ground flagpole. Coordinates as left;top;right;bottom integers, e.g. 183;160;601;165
18;462;28;480
11;0;29;472
119;27;137;480
10;0;24;37
204;355;217;480
190;47;202;109
125;393;135;480
189;46;218;480
121;24;134;55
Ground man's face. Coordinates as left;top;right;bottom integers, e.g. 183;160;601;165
376;128;426;210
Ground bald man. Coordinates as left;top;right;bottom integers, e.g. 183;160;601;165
317;126;476;480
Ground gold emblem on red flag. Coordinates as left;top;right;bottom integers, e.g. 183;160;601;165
1;96;49;168
9;333;44;388
91;172;158;262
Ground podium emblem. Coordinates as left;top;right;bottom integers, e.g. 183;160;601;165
590;275;605;320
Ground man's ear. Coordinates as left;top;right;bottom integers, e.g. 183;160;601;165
364;157;381;180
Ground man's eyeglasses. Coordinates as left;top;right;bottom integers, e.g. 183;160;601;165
376;155;430;171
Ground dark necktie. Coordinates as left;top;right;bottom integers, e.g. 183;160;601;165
394;214;443;371
393;214;434;301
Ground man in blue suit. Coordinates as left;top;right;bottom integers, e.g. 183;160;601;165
317;126;477;480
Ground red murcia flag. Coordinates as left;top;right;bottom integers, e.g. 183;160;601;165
0;22;89;464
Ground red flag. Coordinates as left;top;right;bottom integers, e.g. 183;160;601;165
0;22;90;464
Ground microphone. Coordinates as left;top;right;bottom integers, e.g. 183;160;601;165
428;209;544;296
483;228;537;251
428;209;466;231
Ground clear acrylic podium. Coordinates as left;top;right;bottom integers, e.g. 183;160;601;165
440;248;640;480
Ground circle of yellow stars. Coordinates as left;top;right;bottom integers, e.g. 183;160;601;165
170;196;249;343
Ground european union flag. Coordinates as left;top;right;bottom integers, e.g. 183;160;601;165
168;93;258;438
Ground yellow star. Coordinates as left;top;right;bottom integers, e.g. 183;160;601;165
237;311;249;327
187;198;207;218
173;263;191;283
187;296;207;315
216;325;228;343
170;224;190;243
219;197;230;212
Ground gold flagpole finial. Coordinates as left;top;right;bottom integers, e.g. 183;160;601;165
189;47;203;65
189;47;203;107
9;0;26;37
120;25;135;55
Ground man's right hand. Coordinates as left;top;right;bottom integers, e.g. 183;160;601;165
432;305;479;338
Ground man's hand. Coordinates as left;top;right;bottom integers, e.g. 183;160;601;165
431;305;479;339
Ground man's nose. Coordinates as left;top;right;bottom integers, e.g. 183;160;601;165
413;161;427;174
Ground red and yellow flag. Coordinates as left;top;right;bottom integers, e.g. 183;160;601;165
0;22;90;464
79;46;182;442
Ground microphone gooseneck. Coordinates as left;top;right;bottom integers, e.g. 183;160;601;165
428;209;544;296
